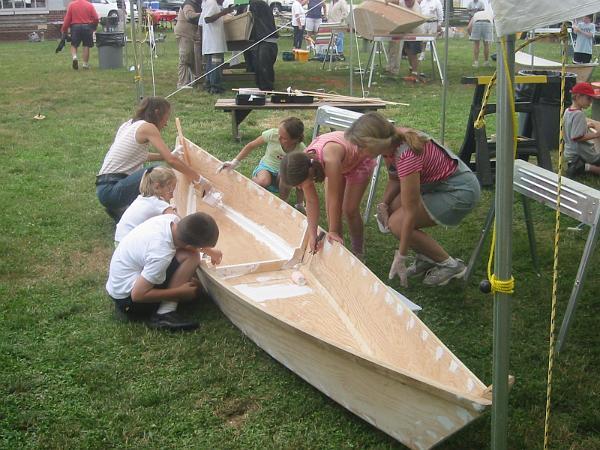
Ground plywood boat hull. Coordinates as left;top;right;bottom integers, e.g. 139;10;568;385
174;140;491;449
515;51;597;82
353;0;427;40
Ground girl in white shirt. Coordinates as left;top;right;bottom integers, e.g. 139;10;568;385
115;167;178;244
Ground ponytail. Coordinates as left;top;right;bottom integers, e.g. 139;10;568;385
280;152;325;187
133;96;171;127
346;111;430;155
397;129;428;155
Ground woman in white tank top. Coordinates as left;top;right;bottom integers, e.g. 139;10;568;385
96;97;203;222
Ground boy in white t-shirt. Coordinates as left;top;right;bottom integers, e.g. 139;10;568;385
201;0;235;94
107;212;222;331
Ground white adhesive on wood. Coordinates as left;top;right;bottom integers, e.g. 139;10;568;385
233;282;312;302
220;204;294;260
291;270;306;286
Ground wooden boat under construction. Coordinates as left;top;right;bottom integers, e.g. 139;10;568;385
352;0;427;40
515;51;597;82
173;138;493;450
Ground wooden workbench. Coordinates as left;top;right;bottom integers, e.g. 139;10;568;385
215;98;387;140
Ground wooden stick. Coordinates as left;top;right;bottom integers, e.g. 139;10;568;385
231;88;407;106
175;117;193;167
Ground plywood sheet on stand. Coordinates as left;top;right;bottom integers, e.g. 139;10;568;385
353;0;426;40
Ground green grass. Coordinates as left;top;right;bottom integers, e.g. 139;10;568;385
0;32;599;450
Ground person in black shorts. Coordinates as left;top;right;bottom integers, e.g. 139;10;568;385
60;0;99;70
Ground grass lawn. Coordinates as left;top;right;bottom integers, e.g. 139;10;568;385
0;30;599;449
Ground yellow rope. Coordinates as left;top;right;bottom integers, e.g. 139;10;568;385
543;21;569;450
483;36;517;295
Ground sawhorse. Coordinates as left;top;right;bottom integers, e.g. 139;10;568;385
365;34;443;87
458;75;553;187
466;160;600;354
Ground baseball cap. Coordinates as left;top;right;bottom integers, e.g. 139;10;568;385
571;82;598;98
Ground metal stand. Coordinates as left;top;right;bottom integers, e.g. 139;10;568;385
365;34;444;87
509;160;600;353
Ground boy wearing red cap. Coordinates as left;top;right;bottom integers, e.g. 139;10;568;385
564;82;600;178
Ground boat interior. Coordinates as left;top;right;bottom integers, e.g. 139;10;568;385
174;139;491;406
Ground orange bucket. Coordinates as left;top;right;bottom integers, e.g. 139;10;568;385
294;49;309;62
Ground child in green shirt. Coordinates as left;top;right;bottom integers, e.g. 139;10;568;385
218;117;306;210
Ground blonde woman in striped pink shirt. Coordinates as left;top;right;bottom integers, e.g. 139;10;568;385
345;112;480;287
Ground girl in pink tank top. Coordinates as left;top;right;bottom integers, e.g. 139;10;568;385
280;131;376;258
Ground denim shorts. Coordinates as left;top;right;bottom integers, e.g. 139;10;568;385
421;164;481;227
253;162;279;192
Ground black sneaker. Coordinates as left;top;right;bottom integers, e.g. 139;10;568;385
72;59;78;70
147;311;199;332
566;157;585;178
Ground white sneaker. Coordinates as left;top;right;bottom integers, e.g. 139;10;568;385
406;254;436;278
483;60;491;67
423;259;467;286
472;61;479;68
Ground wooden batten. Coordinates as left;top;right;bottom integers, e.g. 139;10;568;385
353;0;427;40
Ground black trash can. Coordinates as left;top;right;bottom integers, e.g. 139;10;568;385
516;69;577;151
96;32;125;69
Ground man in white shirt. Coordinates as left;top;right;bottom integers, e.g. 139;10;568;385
386;0;424;78
107;212;222;331
327;0;349;54
291;0;306;50
418;0;443;61
201;0;235;94
467;7;493;67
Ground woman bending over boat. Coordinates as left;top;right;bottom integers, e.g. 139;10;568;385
345;112;480;287
96;96;205;222
280;131;376;259
218;117;306;211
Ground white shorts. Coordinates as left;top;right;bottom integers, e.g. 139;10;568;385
305;17;322;33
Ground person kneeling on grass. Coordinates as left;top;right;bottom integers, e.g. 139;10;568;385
106;212;223;331
564;82;600;178
345;112;481;287
114;166;178;246
218;117;307;211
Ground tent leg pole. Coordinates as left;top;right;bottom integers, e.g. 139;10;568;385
491;34;515;450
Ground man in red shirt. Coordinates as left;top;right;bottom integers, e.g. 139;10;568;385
61;0;99;70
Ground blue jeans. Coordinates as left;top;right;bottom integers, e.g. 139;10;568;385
203;53;224;92
335;31;344;53
96;166;149;219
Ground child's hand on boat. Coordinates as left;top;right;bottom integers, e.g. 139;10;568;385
193;175;212;193
217;159;241;173
309;231;328;254
202;248;223;265
326;232;343;246
171;144;184;159
389;250;408;287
